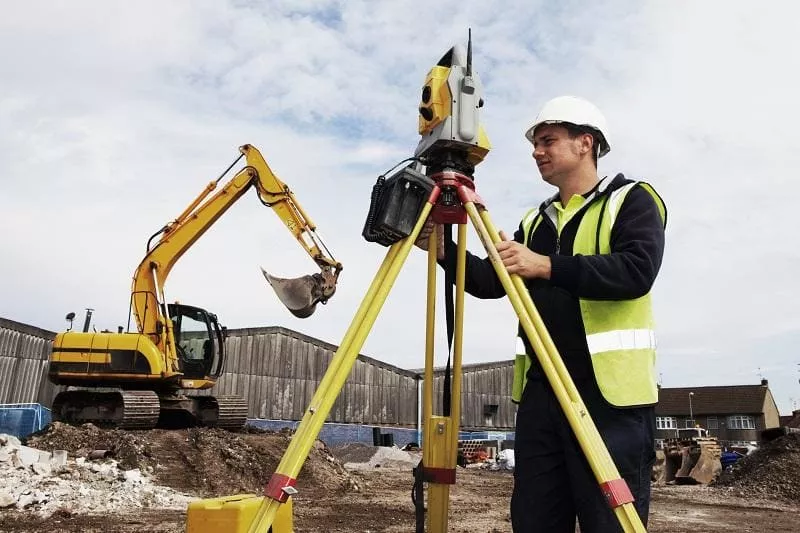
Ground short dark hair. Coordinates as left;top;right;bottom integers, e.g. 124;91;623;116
563;123;600;165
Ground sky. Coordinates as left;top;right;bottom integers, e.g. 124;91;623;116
2;0;799;415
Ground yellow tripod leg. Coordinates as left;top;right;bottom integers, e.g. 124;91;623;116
247;202;435;533
421;228;436;527
422;223;467;533
463;203;646;533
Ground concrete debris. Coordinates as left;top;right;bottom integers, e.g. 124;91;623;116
0;434;21;448
489;449;515;471
0;432;194;518
332;443;420;471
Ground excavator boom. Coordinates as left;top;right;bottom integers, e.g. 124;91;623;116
131;144;342;358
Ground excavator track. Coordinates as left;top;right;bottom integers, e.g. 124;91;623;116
215;395;249;430
119;391;162;429
51;390;161;430
193;395;248;430
52;390;247;431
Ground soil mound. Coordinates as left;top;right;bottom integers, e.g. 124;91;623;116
712;433;800;502
25;422;357;497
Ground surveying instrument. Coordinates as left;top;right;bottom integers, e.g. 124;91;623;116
233;32;647;533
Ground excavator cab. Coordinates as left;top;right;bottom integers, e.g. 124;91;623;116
169;303;226;380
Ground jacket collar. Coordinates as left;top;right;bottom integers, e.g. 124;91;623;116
538;173;627;225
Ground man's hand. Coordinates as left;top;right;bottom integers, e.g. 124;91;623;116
414;218;445;260
495;231;551;279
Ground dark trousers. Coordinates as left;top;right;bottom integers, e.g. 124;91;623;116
510;377;655;533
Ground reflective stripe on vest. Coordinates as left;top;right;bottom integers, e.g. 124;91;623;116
586;328;656;355
511;336;531;404
521;207;541;247
511;181;666;406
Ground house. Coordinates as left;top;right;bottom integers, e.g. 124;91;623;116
779;410;800;429
654;379;781;447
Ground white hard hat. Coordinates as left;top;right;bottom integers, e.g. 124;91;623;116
525;95;610;157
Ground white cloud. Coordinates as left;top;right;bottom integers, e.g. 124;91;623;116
2;0;799;414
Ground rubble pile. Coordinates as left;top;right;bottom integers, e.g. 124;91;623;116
331;443;419;471
25;422;157;471
0;433;193;518
25;422;357;497
712;433;800;502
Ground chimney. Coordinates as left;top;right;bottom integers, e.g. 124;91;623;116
760;378;769;387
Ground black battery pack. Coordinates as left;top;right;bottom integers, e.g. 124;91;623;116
362;164;435;247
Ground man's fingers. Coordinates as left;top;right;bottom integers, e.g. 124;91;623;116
497;246;514;261
500;252;516;266
499;230;510;241
495;240;513;253
502;258;518;274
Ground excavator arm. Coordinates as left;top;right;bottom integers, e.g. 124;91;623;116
130;144;342;359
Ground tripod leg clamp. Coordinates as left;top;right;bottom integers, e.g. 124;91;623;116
420;466;457;485
264;473;298;502
600;478;634;507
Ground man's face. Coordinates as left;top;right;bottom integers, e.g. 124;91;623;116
531;124;587;185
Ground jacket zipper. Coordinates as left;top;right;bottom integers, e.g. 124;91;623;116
540;209;560;255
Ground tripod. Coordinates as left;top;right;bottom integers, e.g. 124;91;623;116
246;166;647;533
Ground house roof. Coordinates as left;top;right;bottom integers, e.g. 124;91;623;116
655;384;770;416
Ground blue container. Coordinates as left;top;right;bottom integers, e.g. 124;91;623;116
0;403;52;438
721;450;743;470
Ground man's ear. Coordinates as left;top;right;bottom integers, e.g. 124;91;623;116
581;133;594;156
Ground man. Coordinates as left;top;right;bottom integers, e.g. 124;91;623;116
416;95;666;532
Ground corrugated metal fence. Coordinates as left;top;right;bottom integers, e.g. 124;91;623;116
0;318;57;407
210;326;420;426
0;317;515;430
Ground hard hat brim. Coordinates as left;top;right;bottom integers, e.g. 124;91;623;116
525;121;610;157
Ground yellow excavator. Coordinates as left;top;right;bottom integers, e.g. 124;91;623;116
47;144;342;431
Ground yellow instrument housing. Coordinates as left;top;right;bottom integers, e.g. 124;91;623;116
418;65;453;135
186;494;293;533
414;42;492;167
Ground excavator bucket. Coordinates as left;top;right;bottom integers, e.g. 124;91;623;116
683;439;722;484
261;267;337;318
663;438;722;485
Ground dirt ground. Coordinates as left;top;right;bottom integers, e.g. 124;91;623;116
0;424;798;532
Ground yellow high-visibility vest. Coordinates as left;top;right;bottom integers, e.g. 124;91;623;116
511;182;666;407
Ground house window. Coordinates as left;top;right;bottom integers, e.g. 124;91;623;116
707;417;718;430
727;415;756;430
728;440;758;448
656;417;677;429
685;419;696;428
